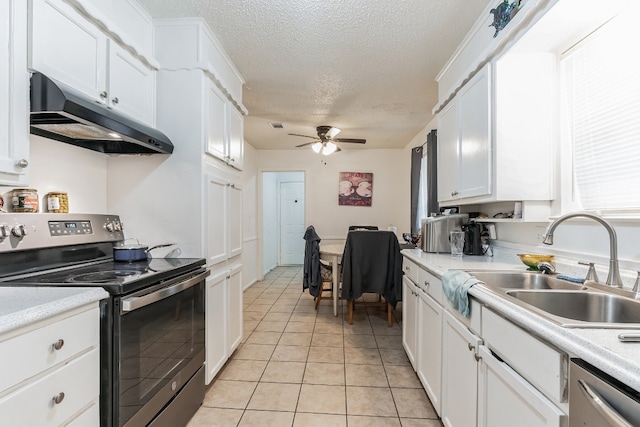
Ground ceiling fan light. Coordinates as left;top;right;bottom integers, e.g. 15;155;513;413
311;142;323;153
323;141;337;155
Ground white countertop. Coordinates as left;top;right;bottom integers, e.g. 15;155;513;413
0;287;109;335
401;247;640;392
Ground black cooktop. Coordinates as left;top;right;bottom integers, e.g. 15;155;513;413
1;257;206;295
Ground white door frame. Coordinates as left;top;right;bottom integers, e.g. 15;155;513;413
258;170;305;278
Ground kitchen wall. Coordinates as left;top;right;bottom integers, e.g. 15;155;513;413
255;148;410;243
241;142;259;289
0;136;108;213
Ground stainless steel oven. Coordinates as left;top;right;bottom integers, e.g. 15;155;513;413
570;359;640;426
113;268;207;426
0;214;209;427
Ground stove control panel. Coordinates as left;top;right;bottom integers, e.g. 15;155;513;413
0;214;124;253
48;220;93;236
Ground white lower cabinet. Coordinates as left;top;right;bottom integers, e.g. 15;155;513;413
205;264;243;384
402;257;569;427
416;286;443;415
478;345;565;427
206;170;243;267
0;304;101;426
402;275;419;369
441;309;482;427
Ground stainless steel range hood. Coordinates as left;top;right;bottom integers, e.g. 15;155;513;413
30;73;173;154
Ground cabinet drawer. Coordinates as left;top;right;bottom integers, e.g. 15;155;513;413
65;400;99;426
482;307;567;403
0;306;100;393
403;258;418;284
0;348;100;425
418;267;443;305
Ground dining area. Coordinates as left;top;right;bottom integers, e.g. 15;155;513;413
303;225;408;324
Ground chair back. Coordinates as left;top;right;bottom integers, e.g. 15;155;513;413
348;225;379;231
340;230;402;307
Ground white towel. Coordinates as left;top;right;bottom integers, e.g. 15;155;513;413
441;270;484;317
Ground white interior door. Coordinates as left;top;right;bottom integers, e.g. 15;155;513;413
279;181;305;265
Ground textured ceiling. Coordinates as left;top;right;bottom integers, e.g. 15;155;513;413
138;0;493;150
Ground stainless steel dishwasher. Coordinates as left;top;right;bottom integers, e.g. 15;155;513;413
570;359;640;427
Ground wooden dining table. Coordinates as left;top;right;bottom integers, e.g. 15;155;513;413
319;243;345;316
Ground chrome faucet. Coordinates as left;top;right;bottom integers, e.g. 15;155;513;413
542;212;623;288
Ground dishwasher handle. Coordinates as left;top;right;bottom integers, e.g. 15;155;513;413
121;270;210;313
578;379;634;427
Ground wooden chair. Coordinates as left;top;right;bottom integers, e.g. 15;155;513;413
314;259;335;310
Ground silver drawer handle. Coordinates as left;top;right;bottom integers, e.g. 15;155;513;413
52;392;65;405
52;339;64;351
578;379;633;427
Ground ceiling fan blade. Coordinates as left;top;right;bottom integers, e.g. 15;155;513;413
334;138;366;144
288;133;317;139
326;127;341;139
295;141;318;148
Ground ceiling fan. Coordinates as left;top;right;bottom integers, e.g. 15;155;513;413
289;125;366;155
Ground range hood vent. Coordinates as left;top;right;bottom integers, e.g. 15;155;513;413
30;73;173;154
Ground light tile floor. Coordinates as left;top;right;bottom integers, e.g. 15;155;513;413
188;266;443;427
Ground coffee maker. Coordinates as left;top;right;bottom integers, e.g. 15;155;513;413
462;222;484;255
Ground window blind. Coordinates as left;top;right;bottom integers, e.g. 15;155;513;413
562;11;640;212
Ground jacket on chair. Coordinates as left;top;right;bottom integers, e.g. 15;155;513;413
303;225;322;297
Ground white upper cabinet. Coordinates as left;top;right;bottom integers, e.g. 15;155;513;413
205;80;244;170
29;0;156;126
155;18;246;171
438;63;491;203
0;0;29;186
228;106;244;170
107;41;155;125
206;83;228;161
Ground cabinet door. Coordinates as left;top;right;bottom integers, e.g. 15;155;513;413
0;0;29;186
402;276;418;369
29;0;107;102
441;309;481;427
228;106;244;170
206;83;228;160
457;63;491;199
227;265;243;354
417;288;443;416
206;174;228;266
478;346;565;427
205;271;228;384
228;181;243;258
108;42;155;125
437;99;458;202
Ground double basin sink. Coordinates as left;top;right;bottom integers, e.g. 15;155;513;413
467;270;640;328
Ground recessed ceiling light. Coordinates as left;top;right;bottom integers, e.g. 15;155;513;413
269;122;284;129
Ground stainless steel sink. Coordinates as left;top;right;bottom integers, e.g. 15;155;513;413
506;290;640;327
467;270;588;291
467;270;640;328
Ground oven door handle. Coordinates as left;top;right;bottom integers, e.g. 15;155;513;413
578;379;634;427
121;270;210;312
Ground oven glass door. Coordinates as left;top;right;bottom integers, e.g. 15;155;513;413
115;271;206;426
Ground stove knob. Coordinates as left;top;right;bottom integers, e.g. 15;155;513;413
11;224;27;238
0;224;9;238
106;222;115;232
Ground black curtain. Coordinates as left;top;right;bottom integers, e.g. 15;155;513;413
426;130;438;218
410;146;423;235
410;130;438;235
